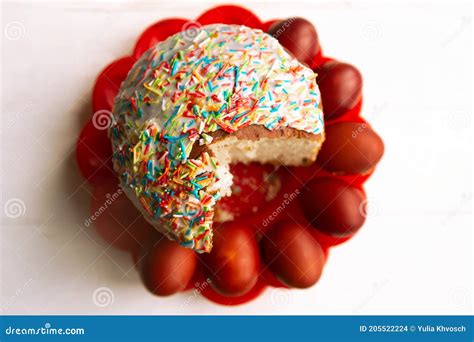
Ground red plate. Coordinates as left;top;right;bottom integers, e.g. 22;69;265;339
197;5;262;29
201;276;267;306
77;5;384;306
75;119;114;185
92;56;135;113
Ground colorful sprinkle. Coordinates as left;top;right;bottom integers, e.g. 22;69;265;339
109;24;324;253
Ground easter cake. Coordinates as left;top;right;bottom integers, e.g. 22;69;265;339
110;24;325;252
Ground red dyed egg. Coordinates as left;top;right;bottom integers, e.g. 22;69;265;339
201;222;260;297
315;61;362;120
139;235;197;296
300;178;366;237
317;122;384;174
268;17;320;66
91;181;153;253
261;220;325;288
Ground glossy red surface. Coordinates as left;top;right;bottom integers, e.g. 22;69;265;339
197;5;262;29
92;57;136;113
